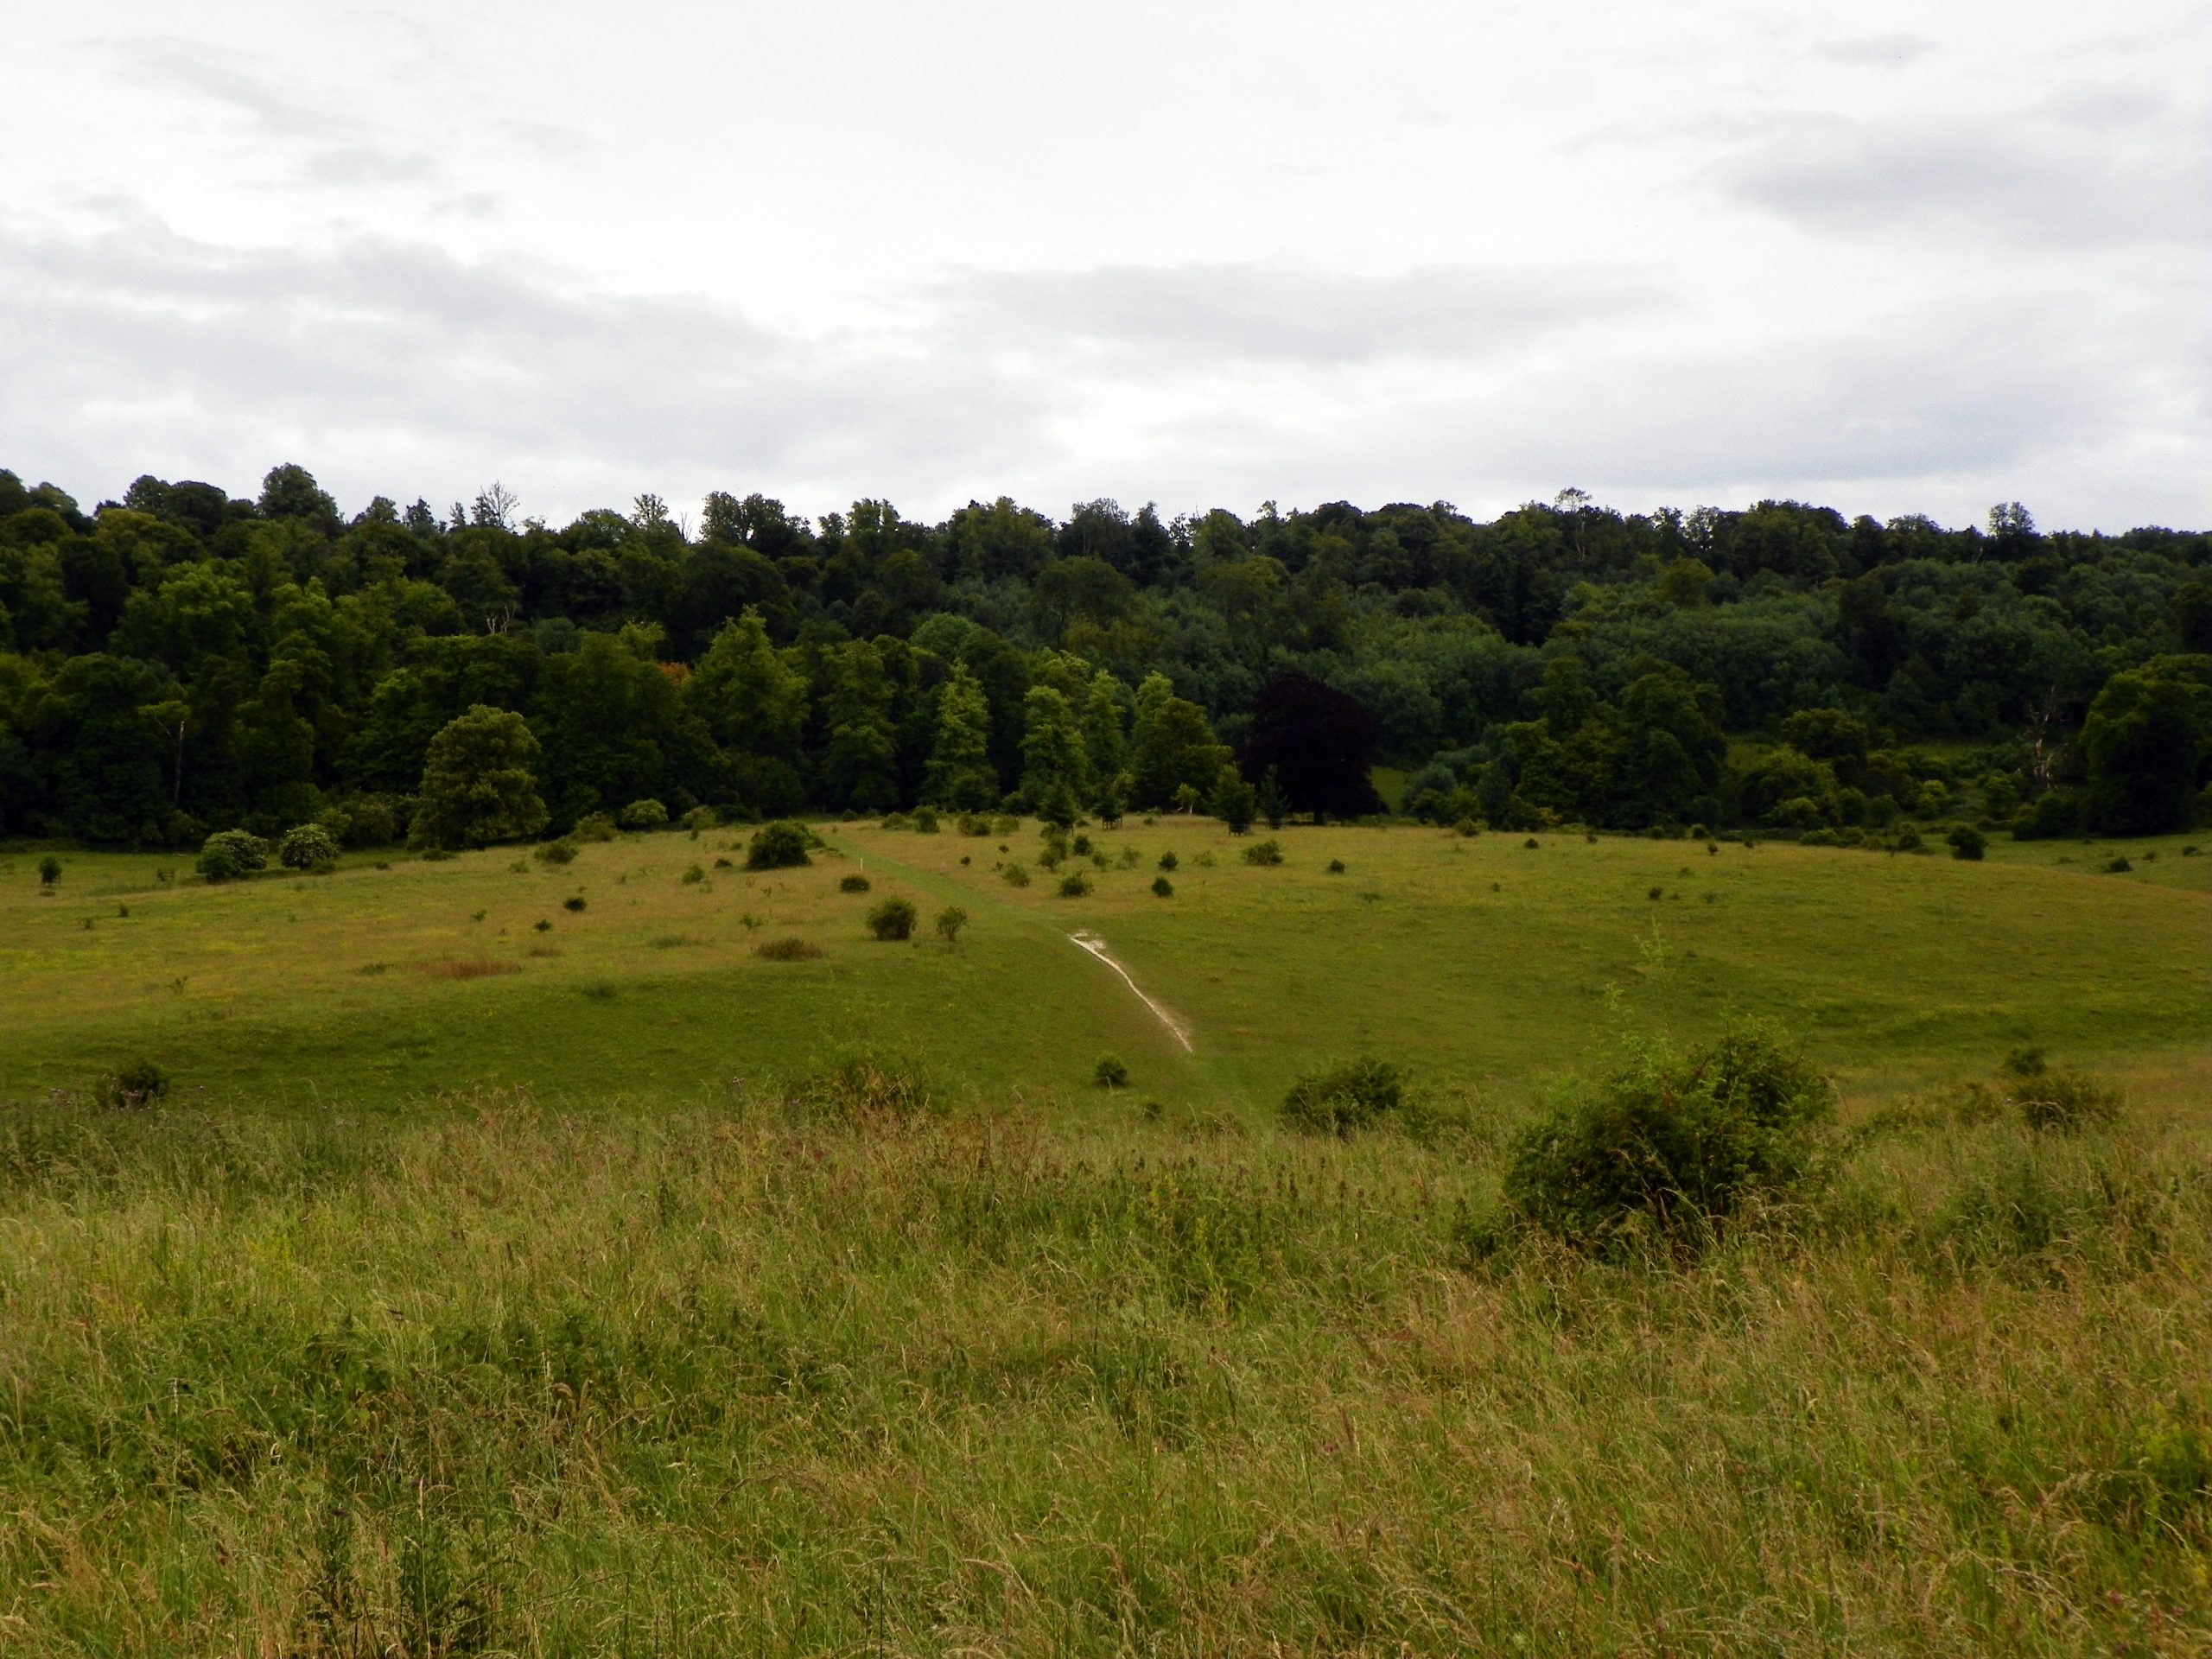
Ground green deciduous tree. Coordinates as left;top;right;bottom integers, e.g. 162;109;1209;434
924;664;998;810
2082;656;2212;834
410;705;549;849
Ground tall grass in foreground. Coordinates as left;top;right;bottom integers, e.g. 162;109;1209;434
0;1092;2205;1656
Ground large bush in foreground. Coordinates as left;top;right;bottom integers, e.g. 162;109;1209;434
1503;1023;1831;1253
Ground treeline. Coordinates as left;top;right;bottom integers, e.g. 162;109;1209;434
1;465;2207;848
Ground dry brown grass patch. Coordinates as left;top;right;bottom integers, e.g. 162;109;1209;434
418;957;524;980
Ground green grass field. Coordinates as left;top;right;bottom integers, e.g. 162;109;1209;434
3;820;2204;1115
1;822;2206;1654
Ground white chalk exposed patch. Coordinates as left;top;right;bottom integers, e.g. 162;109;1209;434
1067;931;1195;1053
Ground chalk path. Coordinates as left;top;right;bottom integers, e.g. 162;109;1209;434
1067;931;1195;1052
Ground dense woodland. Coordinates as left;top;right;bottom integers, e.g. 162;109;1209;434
1;465;2207;849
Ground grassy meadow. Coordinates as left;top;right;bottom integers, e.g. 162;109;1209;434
0;819;2207;1655
3;818;2204;1114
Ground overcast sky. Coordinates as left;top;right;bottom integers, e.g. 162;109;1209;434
3;1;2204;532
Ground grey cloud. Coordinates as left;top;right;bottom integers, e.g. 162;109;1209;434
501;120;596;159
106;35;438;188
926;263;1674;365
0;219;1051;516
1813;34;1935;67
1716;104;2209;248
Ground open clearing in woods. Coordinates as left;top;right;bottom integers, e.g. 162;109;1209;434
2;818;2203;1114
0;819;2208;1652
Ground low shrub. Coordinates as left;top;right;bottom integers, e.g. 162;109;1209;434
563;895;586;912
1058;870;1091;897
839;874;872;893
681;863;705;885
1947;823;1988;861
2104;856;2133;874
1326;858;1346;874
957;813;993;836
37;854;62;887
1501;1022;1832;1255
1152;875;1173;897
533;839;578;866
1158;850;1178;871
276;823;340;872
1281;1058;1405;1135
934;905;968;944
866;897;918;940
618;798;669;830
2012;1069;2122;1133
681;805;719;832
747;820;813;870
1453;818;1480;837
753;937;824;961
94;1058;170;1110
1242;839;1283;866
784;1052;932;1119
1093;1054;1129;1089
1001;862;1030;887
912;808;940;833
573;812;618;842
196;830;270;883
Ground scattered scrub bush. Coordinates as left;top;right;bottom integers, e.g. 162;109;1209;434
1093;1055;1130;1089
783;1053;932;1120
37;855;61;887
1280;1058;1406;1135
1501;1023;1832;1255
866;898;918;940
753;937;824;961
681;805;719;832
681;863;706;885
532;839;577;866
196;830;270;883
618;798;669;830
934;905;968;944
1058;871;1091;898
563;895;586;912
839;874;872;893
94;1058;170;1110
746;821;813;870
1152;874;1173;897
573;812;617;842
1242;839;1283;866
1001;861;1031;887
1157;850;1178;871
1947;824;1988;861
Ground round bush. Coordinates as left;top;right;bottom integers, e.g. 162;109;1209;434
1058;870;1091;897
1502;1024;1830;1255
840;874;872;893
618;798;670;830
573;812;618;842
681;805;720;832
196;830;270;883
532;839;579;866
1093;1055;1129;1089
1151;874;1173;897
37;855;62;887
1242;839;1283;866
1281;1058;1405;1135
934;905;969;944
1946;823;1987;861
1001;861;1031;887
1157;850;1178;871
747;820;813;870
866;897;918;941
277;823;340;872
96;1058;170;1110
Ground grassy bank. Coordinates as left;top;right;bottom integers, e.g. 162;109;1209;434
0;1071;2206;1655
